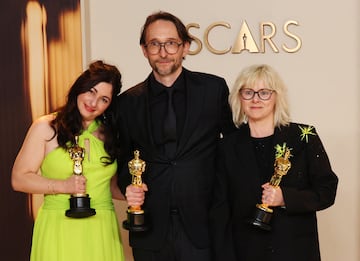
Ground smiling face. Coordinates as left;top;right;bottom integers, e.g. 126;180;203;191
141;19;190;86
241;79;276;125
77;82;113;128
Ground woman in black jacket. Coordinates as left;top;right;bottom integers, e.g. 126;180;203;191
213;64;338;261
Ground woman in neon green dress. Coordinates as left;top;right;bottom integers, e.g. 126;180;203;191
12;60;125;261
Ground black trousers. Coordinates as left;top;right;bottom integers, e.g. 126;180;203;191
132;211;211;261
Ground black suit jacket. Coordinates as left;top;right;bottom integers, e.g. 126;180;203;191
214;123;338;261
116;68;235;250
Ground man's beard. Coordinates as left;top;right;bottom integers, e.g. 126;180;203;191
153;59;180;77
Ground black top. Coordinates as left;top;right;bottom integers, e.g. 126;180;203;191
251;135;274;183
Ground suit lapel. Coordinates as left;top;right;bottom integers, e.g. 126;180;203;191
133;80;158;153
176;70;205;155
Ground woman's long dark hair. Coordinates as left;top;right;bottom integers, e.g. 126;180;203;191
50;60;122;164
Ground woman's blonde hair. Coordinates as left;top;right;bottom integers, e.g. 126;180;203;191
229;64;291;128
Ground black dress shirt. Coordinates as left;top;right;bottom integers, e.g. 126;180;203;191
148;72;186;155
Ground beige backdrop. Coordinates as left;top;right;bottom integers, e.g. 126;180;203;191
81;1;360;261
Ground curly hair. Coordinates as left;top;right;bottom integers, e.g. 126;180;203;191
50;60;122;164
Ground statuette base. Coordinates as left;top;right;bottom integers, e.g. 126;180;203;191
250;204;272;231
65;195;96;218
122;209;148;232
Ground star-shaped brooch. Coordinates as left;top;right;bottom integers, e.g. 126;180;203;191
274;142;293;159
299;125;316;143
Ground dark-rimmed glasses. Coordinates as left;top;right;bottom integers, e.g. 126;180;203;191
144;41;183;55
239;88;274;100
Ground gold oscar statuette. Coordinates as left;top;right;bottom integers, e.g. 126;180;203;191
251;147;291;230
122;150;149;232
65;136;96;218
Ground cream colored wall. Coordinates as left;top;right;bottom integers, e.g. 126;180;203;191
82;1;360;261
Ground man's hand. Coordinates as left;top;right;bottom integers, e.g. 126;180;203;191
125;183;148;207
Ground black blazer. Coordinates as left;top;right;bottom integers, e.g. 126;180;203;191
214;123;338;261
116;68;235;250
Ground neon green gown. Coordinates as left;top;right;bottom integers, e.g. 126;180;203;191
30;120;124;261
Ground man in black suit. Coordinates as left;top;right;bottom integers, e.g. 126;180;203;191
116;11;236;261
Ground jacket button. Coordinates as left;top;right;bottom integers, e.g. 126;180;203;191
266;246;275;253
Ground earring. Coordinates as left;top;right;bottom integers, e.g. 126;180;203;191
102;113;107;125
243;114;248;124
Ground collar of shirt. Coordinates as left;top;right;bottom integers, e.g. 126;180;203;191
149;71;186;96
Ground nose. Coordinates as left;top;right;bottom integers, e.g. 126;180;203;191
159;45;167;57
252;94;261;102
89;98;97;107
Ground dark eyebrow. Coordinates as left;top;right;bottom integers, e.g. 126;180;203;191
149;38;179;43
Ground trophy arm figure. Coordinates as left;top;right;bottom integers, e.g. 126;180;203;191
68;136;86;196
70;149;85;175
69;136;85;175
269;148;291;187
66;135;96;218
128;150;146;212
258;148;291;211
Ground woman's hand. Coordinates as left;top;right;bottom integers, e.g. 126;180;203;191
63;175;87;194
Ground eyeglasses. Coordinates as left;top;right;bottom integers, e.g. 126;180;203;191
239;88;274;100
144;41;183;55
